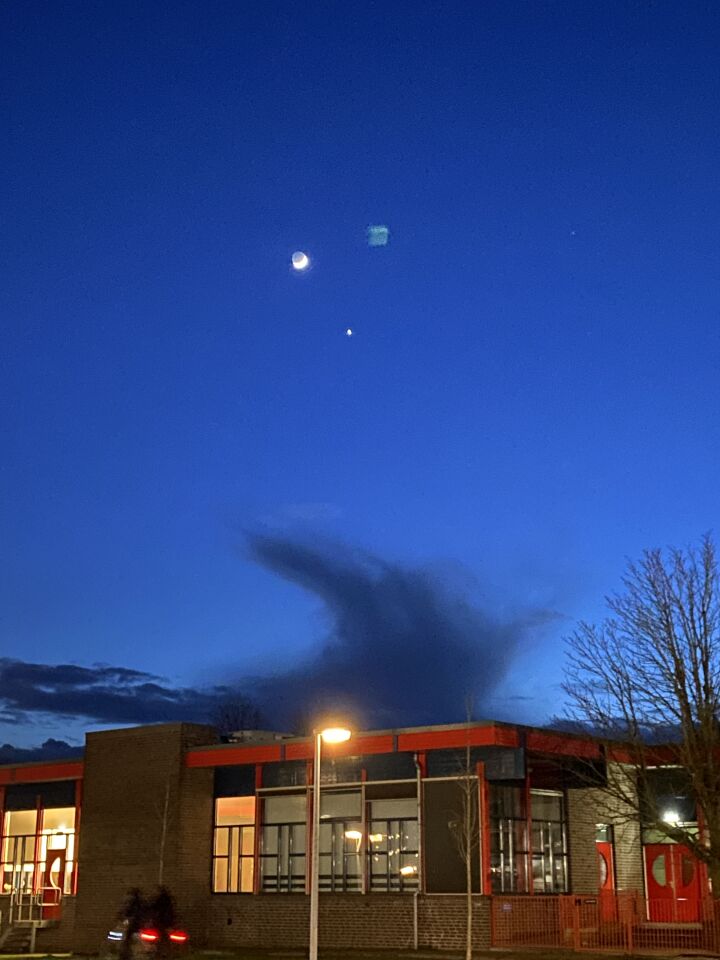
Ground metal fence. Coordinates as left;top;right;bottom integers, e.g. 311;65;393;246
491;892;720;953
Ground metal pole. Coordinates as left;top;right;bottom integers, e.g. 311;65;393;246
309;732;321;960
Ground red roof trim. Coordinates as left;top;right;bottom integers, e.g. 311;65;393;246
0;760;84;785
185;725;523;768
186;744;283;768
398;725;520;752
285;734;395;761
525;731;601;758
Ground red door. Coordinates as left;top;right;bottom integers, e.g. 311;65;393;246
597;841;616;920
644;844;703;921
40;850;65;920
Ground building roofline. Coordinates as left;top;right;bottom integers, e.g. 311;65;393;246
0;758;84;785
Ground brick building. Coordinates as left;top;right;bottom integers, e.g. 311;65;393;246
0;719;708;952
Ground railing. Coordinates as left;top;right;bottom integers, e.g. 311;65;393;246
491;892;720;953
11;891;43;924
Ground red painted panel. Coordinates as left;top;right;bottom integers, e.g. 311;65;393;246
285;734;395;761
185;744;282;767
397;724;518;752
597;840;616;921
0;761;84;785
525;731;600;758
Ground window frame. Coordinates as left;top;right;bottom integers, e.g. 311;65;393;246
530;788;569;894
259;792;307;894
367;796;419;892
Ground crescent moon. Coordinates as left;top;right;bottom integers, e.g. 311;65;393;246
291;251;310;271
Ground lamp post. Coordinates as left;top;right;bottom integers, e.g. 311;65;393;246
309;726;351;960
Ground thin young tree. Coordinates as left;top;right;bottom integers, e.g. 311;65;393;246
562;534;720;892
449;703;480;960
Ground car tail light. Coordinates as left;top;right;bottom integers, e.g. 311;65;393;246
169;931;188;943
139;929;159;942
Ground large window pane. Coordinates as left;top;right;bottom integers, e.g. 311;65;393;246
530;790;568;893
4;810;37;837
2;806;77;897
320;791;361;819
490;786;529;893
216;796;255;826
371;798;417;819
260;795;306;893
368;798;419;893
264;795;306;824
41;808;75;832
212;796;255;894
317;791;362;892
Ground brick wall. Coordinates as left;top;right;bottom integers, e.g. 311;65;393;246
567;765;644;896
36;896;77;952
419;895;491;951
566;788;601;894
72;723;216;952
174;764;214;944
208;893;490;951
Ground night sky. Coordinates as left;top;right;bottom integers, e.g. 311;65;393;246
3;1;720;753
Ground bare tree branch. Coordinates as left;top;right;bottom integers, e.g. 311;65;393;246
560;535;720;891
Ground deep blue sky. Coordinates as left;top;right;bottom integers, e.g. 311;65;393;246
3;1;720;748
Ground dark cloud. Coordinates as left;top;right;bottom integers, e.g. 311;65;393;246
0;537;555;743
244;534;555;729
0;658;242;727
0;738;83;765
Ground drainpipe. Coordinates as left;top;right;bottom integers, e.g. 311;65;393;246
413;753;423;951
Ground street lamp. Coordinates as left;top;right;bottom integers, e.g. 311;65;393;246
309;724;352;960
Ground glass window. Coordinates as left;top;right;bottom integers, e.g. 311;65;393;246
318;791;362;892
320;791;361;819
215;796;254;826
4;810;37;837
212;797;255;894
652;853;667;886
490;785;528;893
530;790;568;893
531;792;562;821
264;794;306;823
260;794;306;893
2;805;77;896
368;797;419;892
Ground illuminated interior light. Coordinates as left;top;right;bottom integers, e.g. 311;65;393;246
368;833;383;843
400;865;417;876
662;809;680;825
344;830;362;841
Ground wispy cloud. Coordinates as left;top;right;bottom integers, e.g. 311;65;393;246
0;658;240;727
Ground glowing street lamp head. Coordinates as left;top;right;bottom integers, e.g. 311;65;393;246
291;250;310;271
320;726;351;744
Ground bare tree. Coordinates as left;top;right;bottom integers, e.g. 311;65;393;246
210;696;263;737
157;775;170;885
449;702;480;960
563;535;720;892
